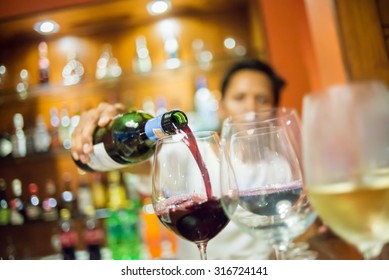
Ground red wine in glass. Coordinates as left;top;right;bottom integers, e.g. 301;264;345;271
155;194;229;243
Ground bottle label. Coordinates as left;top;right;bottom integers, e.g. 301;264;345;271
60;231;78;248
0;208;10;225
84;228;104;245
86;143;127;171
26;205;41;220
145;115;166;141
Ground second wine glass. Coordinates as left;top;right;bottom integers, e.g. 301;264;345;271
151;131;229;260
220;109;317;260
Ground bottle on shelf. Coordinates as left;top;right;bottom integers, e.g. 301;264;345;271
62;51;84;86
0;64;7;89
163;35;181;69
9;178;25;225
0;178;10;226
33;115;51;153
72;109;188;172
49;107;61;151
83;206;104;260
15;69;29;100
77;176;93;218
59;208;78;260
60;173;78;219
95;44;122;80
25;183;42;222
90;173;107;211
41;179;59;222
0;131;12;158
11;113;27;158
38;41;50;84
192;75;219;131
133;36;152;74
58;107;72;150
106;171;142;260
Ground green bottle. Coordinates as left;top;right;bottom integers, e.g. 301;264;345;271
0;178;10;225
73;110;188;172
105;171;142;260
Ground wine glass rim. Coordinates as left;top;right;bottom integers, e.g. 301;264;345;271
156;130;219;143
222;107;298;126
231;126;284;139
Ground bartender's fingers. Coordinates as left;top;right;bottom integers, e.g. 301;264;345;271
71;102;124;163
97;102;126;126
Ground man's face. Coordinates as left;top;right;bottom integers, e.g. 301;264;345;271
220;70;275;119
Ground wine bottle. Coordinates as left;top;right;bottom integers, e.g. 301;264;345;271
9;178;25;225
73;110;188;172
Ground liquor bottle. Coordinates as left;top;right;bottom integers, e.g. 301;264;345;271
58;107;72;150
133;36;152;74
91;173;107;210
73;110;188;172
164;35;181;69
59;208;78;260
33;115;51;153
60;173;78;218
25;183;42;222
49;107;61;151
77;176;93;218
96;44;122;79
0;64;6;89
0;131;12;158
62;51;84;86
41;179;59;222
0;178;10;225
16;69;29;100
11;113;27;158
9;178;25;225
106;171;142;260
83;206;104;260
38;41;50;84
193;75;219;131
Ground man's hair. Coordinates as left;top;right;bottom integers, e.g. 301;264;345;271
221;58;286;106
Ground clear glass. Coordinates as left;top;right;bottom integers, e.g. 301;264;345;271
303;81;389;259
152;131;229;260
220;108;317;260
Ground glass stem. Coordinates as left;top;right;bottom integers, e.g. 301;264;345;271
273;243;288;260
197;242;208;260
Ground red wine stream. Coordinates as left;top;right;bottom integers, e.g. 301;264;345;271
179;127;213;199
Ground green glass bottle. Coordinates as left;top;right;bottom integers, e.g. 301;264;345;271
0;178;10;226
73;110;188;172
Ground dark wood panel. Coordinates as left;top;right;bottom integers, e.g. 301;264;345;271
335;0;389;85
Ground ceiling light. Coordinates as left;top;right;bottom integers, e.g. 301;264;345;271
34;20;59;35
147;0;171;15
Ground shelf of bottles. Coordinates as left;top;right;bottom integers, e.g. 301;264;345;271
0;169;177;260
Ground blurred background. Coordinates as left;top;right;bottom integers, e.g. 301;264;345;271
0;0;388;260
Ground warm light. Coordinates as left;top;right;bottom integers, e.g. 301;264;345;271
147;0;171;15
34;20;59;35
224;37;236;49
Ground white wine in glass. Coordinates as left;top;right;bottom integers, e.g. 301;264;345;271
303;81;389;259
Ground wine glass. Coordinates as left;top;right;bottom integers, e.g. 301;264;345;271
151;131;229;260
302;81;389;259
220;108;317;259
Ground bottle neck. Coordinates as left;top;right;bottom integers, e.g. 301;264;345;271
144;110;188;141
